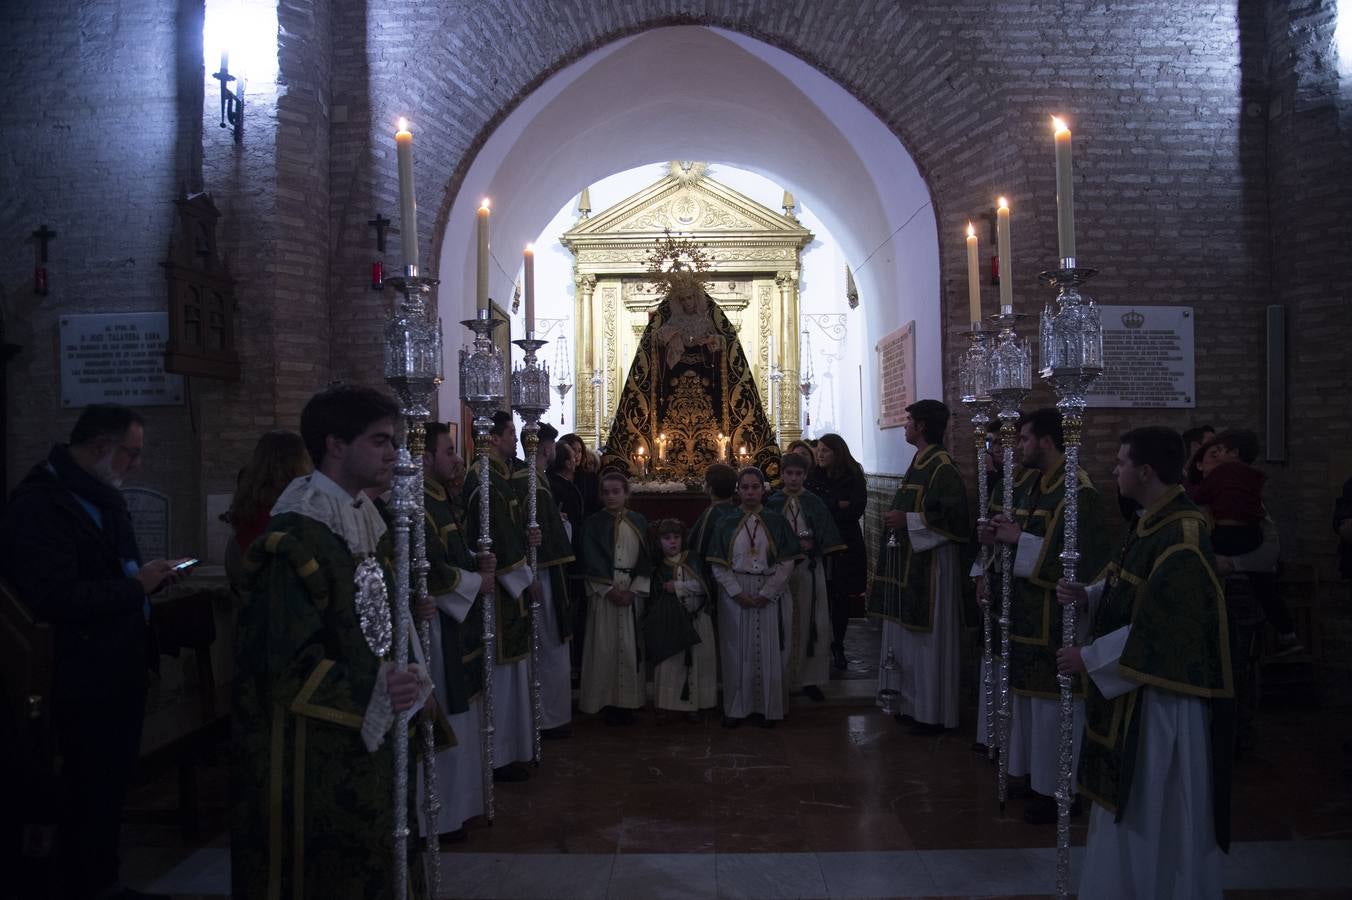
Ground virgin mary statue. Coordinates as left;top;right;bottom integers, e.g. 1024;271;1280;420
602;236;778;483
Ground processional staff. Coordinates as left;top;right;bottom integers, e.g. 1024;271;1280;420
385;118;444;899
462;197;506;824
512;243;551;766
1039;115;1104;900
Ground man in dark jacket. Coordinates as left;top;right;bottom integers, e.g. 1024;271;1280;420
1;404;186;899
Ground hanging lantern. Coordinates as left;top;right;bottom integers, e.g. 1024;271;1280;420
876;645;901;715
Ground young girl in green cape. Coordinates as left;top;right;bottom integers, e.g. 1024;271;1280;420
647;518;717;720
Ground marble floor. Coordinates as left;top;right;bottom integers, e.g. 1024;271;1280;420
95;627;1352;897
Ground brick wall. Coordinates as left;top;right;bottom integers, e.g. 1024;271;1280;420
0;0;202;554
1260;0;1351;662
3;1;1347;659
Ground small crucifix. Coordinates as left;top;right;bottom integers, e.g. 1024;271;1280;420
368;213;391;291
31;224;56;296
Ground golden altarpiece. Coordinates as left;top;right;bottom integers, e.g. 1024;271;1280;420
561;163;813;466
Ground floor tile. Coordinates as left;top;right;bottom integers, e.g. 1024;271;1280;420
608;853;717;899
1221;840;1352;890
437;852;511;898
815;850;937;897
494;853;615;899
916;847;1046;895
715;852;827;899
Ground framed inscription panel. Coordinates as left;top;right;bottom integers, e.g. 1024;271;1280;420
1087;306;1195;408
876;321;917;429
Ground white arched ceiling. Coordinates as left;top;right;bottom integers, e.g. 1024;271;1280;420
437;25;939;473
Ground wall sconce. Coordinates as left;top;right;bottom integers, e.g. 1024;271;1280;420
211;52;243;143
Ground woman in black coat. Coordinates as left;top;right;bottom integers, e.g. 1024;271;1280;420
805;433;868;670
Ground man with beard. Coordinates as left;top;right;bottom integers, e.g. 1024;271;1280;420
867;399;970;734
980;408;1111;823
2;404;191;900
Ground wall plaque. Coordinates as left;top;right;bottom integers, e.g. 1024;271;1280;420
1086;306;1195;408
60;312;184;407
876;321;916;429
123;487;170;562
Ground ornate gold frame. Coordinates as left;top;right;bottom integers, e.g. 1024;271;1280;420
560;164;813;449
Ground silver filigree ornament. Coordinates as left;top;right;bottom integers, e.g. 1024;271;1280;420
353;555;392;658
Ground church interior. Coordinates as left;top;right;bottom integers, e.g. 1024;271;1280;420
2;1;1352;897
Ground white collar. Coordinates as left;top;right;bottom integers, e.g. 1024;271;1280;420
271;471;388;556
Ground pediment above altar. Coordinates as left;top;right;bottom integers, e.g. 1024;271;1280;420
561;162;812;275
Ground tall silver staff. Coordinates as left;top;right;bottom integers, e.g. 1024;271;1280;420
511;333;551;765
1039;258;1103;897
460;310;505;821
988;307;1030;815
383;265;443;897
959;326;996;759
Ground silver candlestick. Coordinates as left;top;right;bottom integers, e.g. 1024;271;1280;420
511;334;551;767
959;324;997;761
383;265;443;898
460;308;505;822
988;306;1031;815
1038;257;1103;899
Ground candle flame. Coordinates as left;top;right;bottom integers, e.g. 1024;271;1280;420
1052;115;1069;134
966;222;975;238
997;196;1009;211
397;116;409;132
480;198;491;211
524;242;534;253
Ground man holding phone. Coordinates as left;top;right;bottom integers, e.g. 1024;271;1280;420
1;403;188;900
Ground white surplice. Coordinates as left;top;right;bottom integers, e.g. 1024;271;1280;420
1077;625;1224;899
652;562;717;712
417;567;484;835
536;571;572;729
492;564;536;766
579;517;650;713
1007;694;1084;797
878;540;962;729
712;513;795;720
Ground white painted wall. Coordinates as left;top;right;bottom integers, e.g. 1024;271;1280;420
437;26;939;475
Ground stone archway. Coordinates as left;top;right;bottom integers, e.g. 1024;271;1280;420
433;26;942;473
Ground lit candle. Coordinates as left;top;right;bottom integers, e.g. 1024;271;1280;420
965;222;981;326
657;433;667;463
476;199;490;312
523;243;535;333
1052;116;1075;262
395;118;418;271
996;197;1013;313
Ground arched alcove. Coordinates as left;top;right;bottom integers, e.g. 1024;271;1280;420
436;25;940;472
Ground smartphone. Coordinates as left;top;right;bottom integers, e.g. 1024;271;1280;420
173;558;200;572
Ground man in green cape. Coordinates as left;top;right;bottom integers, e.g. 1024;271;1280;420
868;399;969;733
231;384;428;899
980;408;1111;823
512;422;577;738
418;422;495;840
461;410;537;782
1057;426;1233;898
766;451;846;700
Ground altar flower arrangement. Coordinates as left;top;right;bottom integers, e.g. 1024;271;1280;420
629;480;696;494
